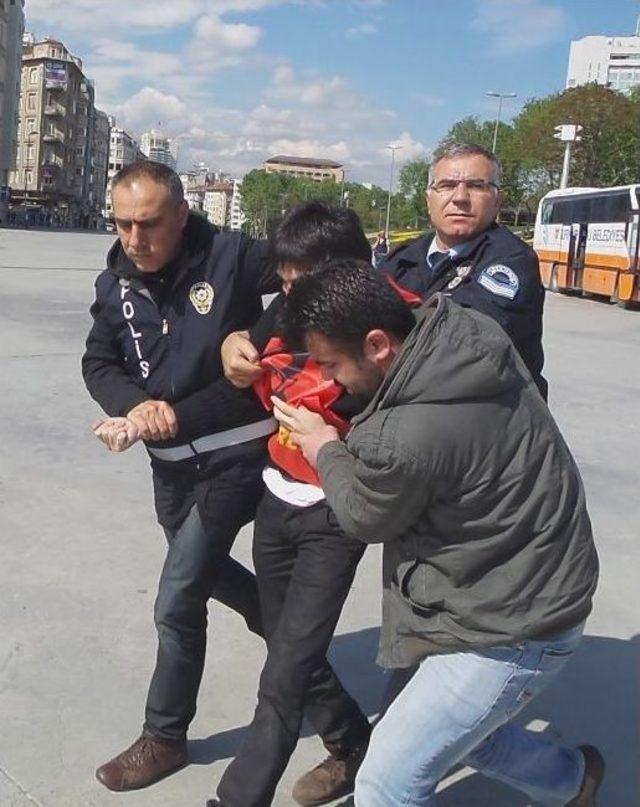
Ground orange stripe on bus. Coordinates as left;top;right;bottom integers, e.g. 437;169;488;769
535;248;631;270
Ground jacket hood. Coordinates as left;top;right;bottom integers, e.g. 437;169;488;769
106;212;217;280
360;294;523;418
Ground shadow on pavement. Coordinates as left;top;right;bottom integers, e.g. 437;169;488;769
188;631;639;805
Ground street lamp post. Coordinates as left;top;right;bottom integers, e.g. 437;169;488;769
486;91;517;154
384;144;402;240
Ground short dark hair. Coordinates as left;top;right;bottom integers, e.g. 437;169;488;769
281;259;415;355
272;201;372;271
430;142;501;185
111;161;184;205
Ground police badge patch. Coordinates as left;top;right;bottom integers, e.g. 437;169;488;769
189;282;215;315
477;264;520;300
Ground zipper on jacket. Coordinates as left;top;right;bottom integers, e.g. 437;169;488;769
162;319;169;335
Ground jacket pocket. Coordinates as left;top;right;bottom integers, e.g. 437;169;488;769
397;559;445;616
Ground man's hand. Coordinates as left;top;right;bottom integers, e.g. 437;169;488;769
92;417;141;452
222;330;264;388
127;400;178;442
271;397;339;469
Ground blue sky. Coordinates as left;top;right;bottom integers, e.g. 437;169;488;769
25;0;640;185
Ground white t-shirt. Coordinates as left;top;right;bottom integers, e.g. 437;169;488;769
262;465;325;507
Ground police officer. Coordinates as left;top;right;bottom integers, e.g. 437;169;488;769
82;162;279;792
380;142;547;399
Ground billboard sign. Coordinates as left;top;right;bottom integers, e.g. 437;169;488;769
45;61;67;90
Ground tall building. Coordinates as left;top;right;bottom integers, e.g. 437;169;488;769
104;120;143;220
229;179;246;232
567;19;640;94
89;108;110;225
11;35;100;226
0;0;26;222
140;129;178;169
263;155;344;183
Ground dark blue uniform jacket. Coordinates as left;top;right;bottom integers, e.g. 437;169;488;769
82;214;279;527
380;224;547;399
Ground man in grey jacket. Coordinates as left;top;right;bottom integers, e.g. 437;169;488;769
272;260;603;806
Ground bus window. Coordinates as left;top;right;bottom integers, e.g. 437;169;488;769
551;198;589;224
590;192;631;223
541;201;553;224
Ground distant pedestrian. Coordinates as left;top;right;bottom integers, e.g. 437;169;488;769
372;230;388;267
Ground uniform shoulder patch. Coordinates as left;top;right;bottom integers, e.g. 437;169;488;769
477;264;519;300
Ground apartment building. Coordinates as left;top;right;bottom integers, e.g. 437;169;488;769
263;154;344;183
203;180;233;228
104;120;143;219
567;20;640;94
11;35;104;226
0;0;25;221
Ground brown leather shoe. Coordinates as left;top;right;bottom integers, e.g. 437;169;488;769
95;736;187;791
567;745;605;806
292;746;367;806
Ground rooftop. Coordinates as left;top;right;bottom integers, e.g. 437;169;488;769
264;155;343;169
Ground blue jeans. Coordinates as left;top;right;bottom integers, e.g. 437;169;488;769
143;458;265;740
355;624;586;806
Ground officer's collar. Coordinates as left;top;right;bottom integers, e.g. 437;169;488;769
426;232;485;267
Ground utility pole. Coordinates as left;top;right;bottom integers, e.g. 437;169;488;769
486;91;517;154
553;124;583;188
384;144;402;240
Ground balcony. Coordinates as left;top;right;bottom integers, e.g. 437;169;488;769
44;102;66;117
43;130;65;144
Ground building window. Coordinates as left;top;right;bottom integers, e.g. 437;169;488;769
27;93;36;111
29;67;38;84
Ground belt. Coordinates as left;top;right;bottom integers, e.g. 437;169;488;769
147;417;277;462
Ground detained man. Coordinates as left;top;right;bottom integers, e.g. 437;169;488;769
271;260;603;806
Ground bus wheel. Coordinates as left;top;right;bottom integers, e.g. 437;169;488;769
549;265;559;293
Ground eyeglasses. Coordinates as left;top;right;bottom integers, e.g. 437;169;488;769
429;179;500;195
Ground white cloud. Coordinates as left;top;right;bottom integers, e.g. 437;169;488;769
345;23;378;38
110;87;188;132
25;0;289;31
268;63;351;107
381;132;428;163
24;0;420;184
471;0;568;55
26;0;207;31
410;92;446;108
191;14;263;53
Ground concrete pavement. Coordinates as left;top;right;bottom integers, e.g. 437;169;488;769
0;228;638;806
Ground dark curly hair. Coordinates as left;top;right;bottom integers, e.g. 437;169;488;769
281;259;415;355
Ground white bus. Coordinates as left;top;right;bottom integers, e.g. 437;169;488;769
533;185;640;307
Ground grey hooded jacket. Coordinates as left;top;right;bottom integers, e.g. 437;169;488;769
317;295;598;668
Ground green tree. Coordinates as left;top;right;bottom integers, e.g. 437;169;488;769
398;158;430;228
513;83;640;198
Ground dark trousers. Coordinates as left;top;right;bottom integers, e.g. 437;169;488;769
143;461;264;741
217;490;371;806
